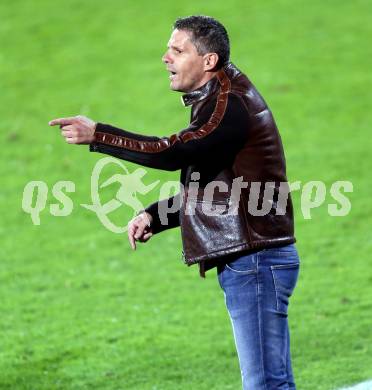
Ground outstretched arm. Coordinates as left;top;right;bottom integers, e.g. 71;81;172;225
49;94;249;172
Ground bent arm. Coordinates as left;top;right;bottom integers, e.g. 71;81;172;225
141;194;181;234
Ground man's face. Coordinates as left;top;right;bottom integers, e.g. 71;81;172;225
162;29;207;93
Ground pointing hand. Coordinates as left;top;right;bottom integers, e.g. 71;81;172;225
49;115;96;144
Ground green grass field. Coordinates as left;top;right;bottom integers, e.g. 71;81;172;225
1;0;371;389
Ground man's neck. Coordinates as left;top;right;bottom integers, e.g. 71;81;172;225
189;71;218;92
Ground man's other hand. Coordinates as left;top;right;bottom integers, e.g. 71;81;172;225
127;212;154;250
49;115;96;144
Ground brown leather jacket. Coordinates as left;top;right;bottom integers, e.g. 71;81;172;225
90;62;296;277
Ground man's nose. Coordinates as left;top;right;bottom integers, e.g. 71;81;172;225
162;51;171;64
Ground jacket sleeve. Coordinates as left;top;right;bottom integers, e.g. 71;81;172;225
140;194;181;234
89;93;249;171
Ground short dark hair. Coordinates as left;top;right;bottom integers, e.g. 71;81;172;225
173;15;230;69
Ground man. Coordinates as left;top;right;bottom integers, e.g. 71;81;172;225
49;15;300;390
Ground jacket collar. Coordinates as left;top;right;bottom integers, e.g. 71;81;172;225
181;76;219;107
181;62;240;107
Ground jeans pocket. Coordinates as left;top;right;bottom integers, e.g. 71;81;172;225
270;263;300;315
225;252;257;274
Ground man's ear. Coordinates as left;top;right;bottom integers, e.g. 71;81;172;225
204;53;219;71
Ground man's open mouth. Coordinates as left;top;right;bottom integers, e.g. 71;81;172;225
169;70;177;79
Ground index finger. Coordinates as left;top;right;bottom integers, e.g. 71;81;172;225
48;117;76;126
128;225;137;250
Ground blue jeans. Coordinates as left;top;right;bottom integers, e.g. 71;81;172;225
217;244;300;390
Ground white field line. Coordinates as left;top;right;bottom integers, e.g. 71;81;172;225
337;380;372;390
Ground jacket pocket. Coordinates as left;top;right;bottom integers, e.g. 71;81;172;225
180;198;250;264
